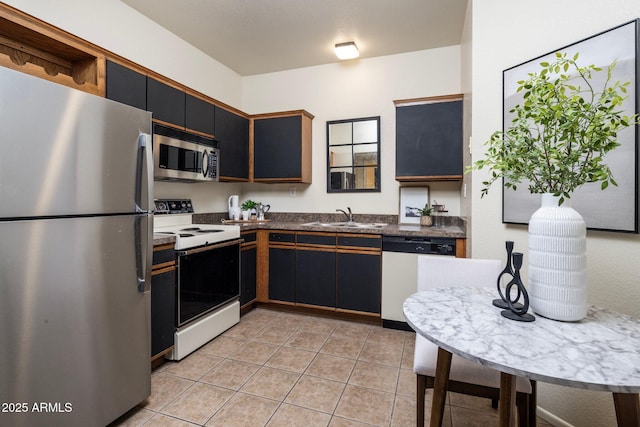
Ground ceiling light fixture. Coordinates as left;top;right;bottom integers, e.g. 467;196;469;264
334;41;359;60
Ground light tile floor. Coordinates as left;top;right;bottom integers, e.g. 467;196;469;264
112;308;554;427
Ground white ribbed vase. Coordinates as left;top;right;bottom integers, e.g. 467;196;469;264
528;193;587;321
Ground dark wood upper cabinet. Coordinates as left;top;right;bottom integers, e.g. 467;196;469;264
105;60;147;110
147;77;186;127
395;95;463;181
215;106;250;181
253;111;313;183
185;94;215;136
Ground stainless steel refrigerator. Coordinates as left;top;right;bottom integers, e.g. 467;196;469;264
0;67;153;426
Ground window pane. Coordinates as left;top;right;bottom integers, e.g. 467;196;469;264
329;145;353;167
329;122;352;145
353;120;378;143
354;166;378;189
329;168;355;190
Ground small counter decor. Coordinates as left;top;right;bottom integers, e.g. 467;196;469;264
499;252;534;322
492;241;523;311
241;200;258;220
470;41;639;321
399;186;429;224
418;204;433;226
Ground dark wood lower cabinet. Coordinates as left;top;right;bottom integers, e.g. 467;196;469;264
336;251;382;314
268;246;296;303
151;265;176;359
241;243;257;307
263;231;381;317
295;248;336;308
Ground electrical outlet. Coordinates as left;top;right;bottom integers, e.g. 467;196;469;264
289;186;297;197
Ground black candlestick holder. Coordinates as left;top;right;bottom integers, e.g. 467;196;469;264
492;241;524;310
500;252;535;322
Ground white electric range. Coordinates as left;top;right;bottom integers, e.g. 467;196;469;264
154;199;241;360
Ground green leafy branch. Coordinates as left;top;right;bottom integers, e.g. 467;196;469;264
468;52;638;205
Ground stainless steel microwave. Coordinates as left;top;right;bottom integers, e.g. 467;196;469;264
153;125;219;182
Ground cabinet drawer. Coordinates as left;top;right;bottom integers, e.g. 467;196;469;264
269;232;296;243
242;231;257;244
153;248;175;268
337;234;382;250
297;233;336;246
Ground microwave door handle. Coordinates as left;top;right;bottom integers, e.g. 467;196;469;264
202;150;209;178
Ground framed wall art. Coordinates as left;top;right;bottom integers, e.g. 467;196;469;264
399;186;429;224
502;19;639;233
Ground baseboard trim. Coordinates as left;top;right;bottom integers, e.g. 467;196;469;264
382;319;414;332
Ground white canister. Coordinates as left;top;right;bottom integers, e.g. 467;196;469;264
228;195;239;219
229;206;241;221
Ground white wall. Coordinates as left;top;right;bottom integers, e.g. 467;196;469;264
241;48;462;215
471;1;640;425
4;0;244;213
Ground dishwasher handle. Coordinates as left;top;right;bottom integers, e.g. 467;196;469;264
382;236;455;256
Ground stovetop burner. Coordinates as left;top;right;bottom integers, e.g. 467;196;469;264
180;227;223;234
153;199;240;250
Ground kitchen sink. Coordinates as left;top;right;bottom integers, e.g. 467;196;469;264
302;221;387;229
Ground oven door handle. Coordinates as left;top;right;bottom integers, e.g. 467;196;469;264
176;238;243;256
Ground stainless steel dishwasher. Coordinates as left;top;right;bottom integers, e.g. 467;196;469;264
381;235;456;329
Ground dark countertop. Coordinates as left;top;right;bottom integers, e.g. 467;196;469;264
233;221;466;239
153;212;466;246
153;234;176;246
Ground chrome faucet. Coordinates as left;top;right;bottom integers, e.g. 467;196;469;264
336;207;353;223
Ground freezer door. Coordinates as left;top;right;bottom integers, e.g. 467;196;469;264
0;67;152;218
0;215;151;427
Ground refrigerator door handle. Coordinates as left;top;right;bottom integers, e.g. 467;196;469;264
135;215;152;293
135;133;154;213
135;133;153;293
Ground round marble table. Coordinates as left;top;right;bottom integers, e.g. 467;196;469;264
403;287;640;427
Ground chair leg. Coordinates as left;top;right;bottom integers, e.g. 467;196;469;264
516;393;529;427
431;348;452;427
417;374;426;427
529;381;537;427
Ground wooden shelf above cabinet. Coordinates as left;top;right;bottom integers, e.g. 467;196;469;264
0;4;104;96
